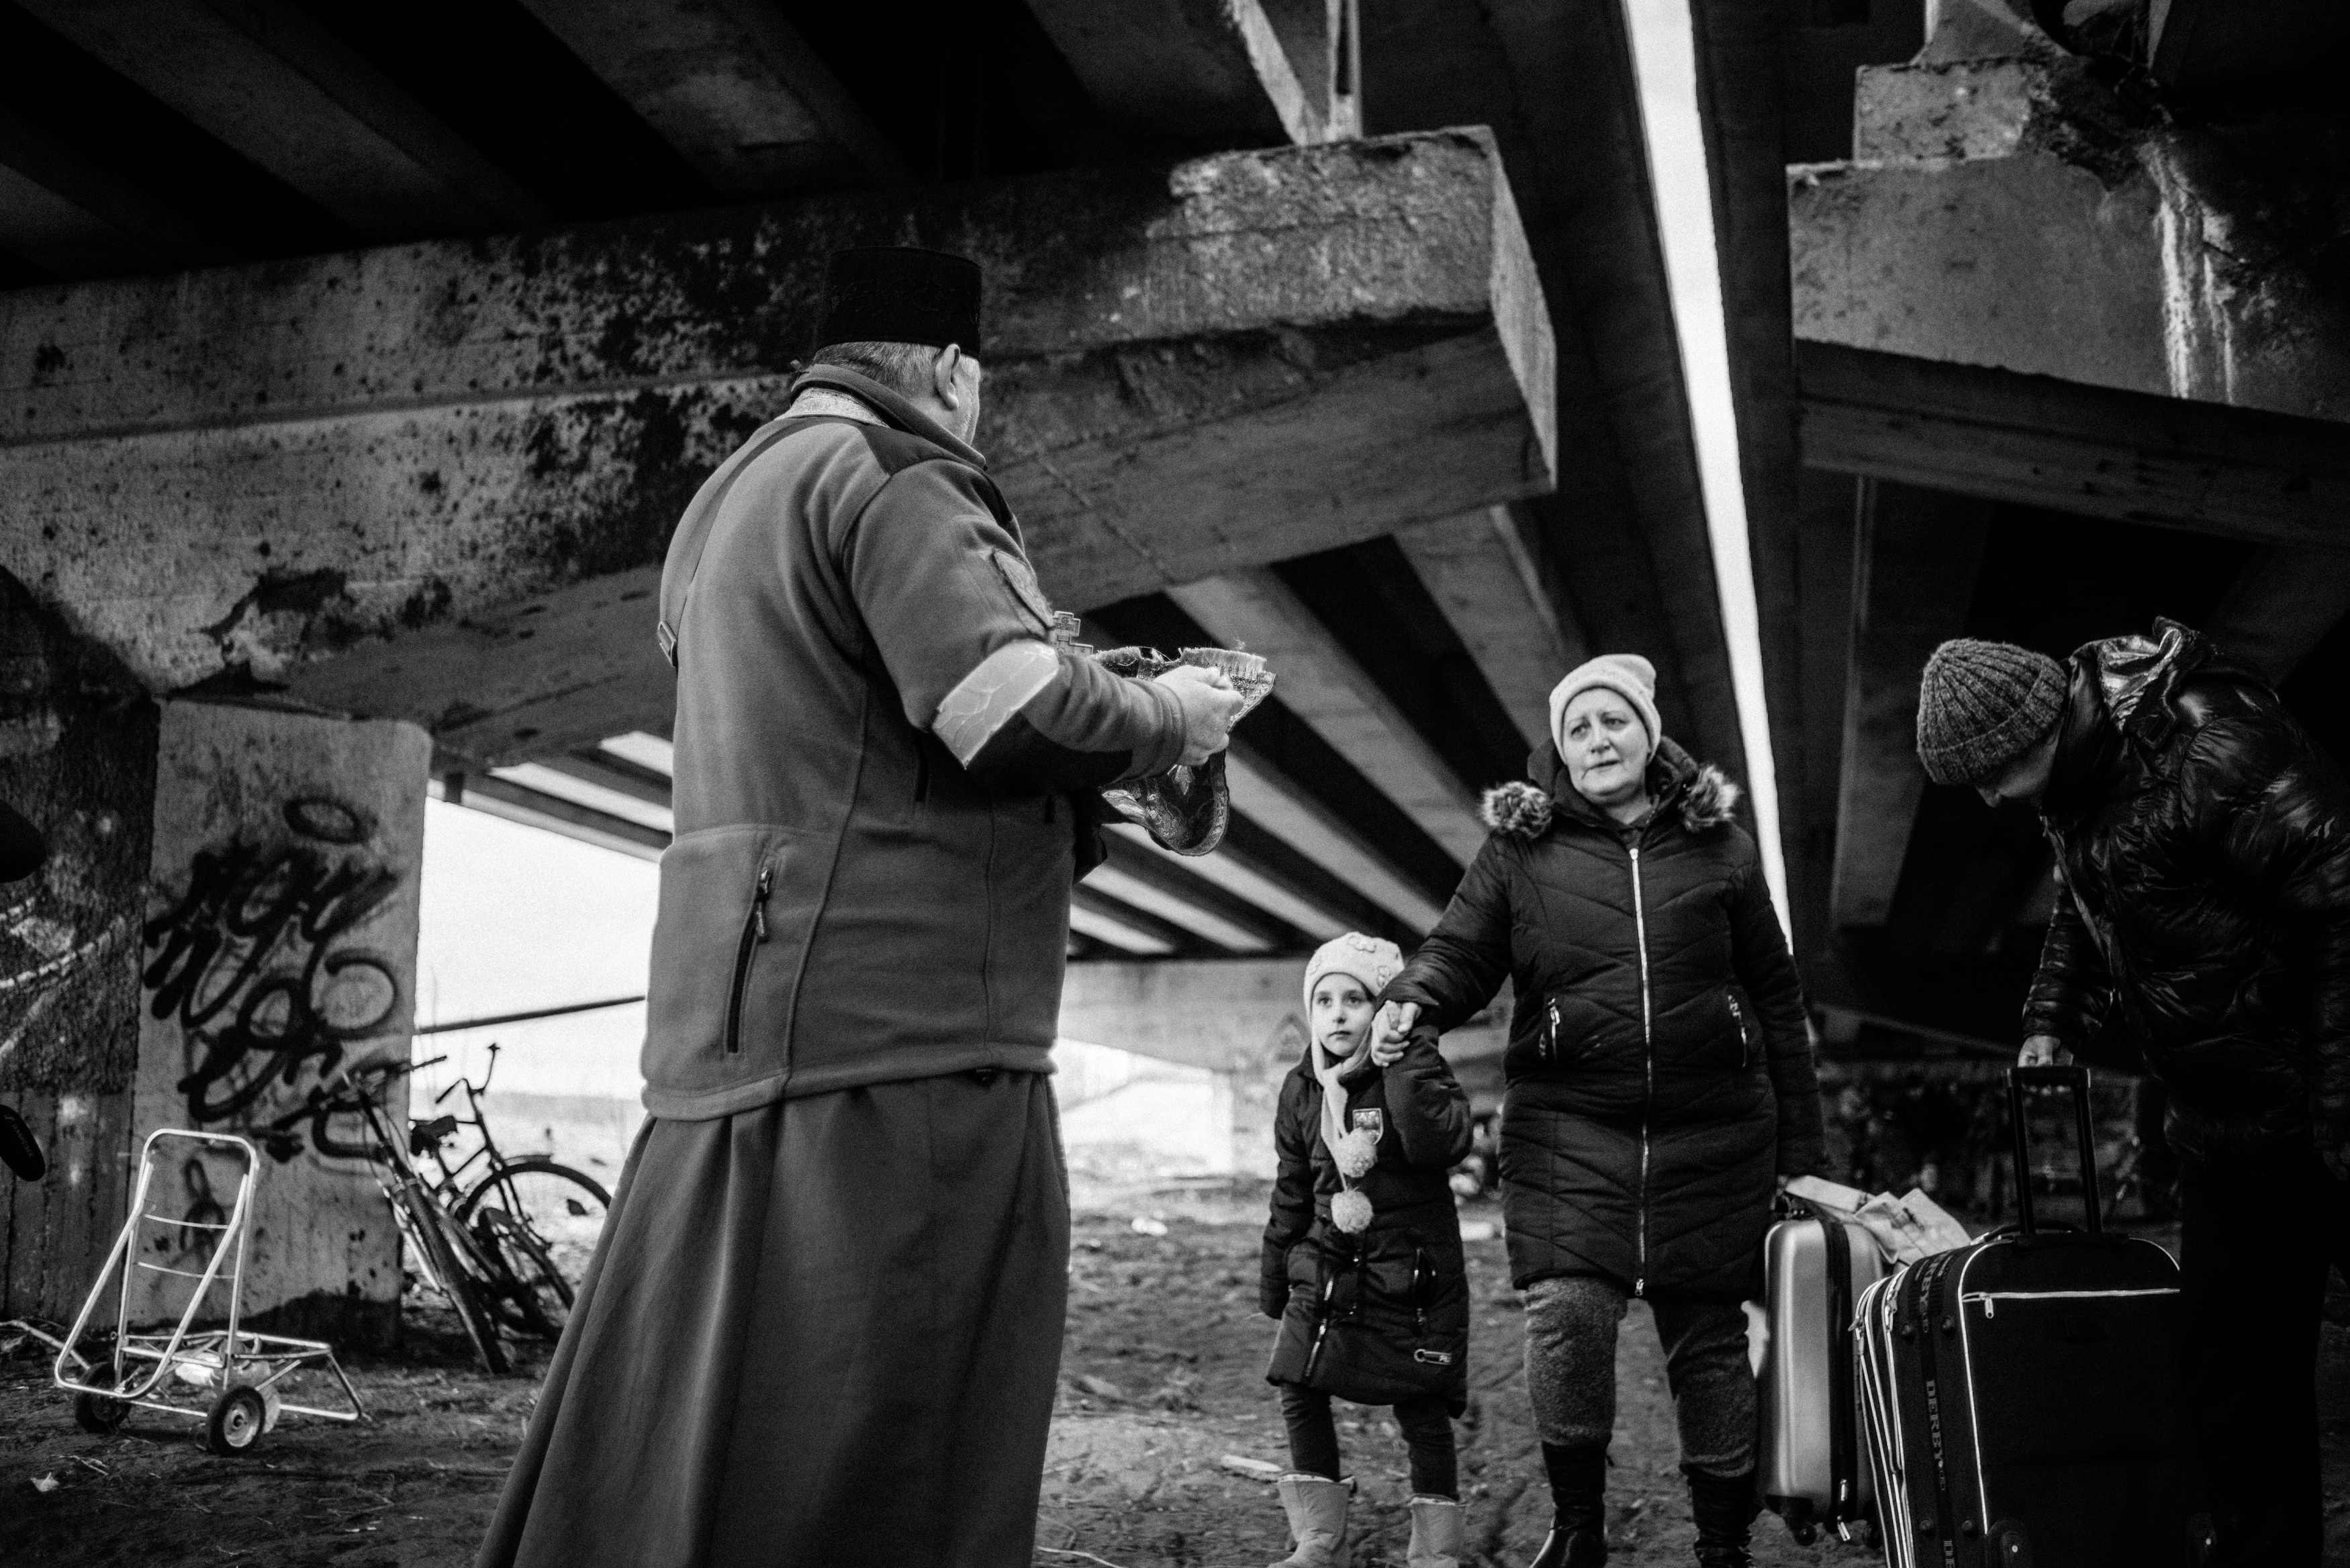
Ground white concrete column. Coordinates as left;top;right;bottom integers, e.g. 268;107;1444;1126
128;702;428;1341
1221;1014;1308;1179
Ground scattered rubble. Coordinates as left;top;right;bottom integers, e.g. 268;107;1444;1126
3;1179;2345;1565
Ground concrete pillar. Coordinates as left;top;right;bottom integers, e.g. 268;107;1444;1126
1;582;156;1323
1060;959;1304;1177
1058;958;1511;1177
2;607;428;1336
1220;1014;1309;1179
128;702;428;1342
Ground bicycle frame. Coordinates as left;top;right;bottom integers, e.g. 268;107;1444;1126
334;1062;514;1302
423;1078;501;1197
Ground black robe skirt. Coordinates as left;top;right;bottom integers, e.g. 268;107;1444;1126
475;1069;1069;1568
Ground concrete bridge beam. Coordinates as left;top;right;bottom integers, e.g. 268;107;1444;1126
1830;482;1991;930
1397;505;1589;753
3;128;1555;769
512;0;908;193
1791;48;2350;428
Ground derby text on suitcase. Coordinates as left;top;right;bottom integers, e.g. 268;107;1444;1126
1854;1066;2214;1568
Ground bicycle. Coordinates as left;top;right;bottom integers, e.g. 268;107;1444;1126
275;1049;612;1371
407;1042;612;1340
311;1055;517;1375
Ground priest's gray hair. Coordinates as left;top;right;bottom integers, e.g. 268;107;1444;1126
809;340;943;398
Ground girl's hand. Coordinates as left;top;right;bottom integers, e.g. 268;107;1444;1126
1371;1033;1407;1068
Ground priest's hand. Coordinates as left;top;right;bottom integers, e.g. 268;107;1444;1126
1157;665;1243;767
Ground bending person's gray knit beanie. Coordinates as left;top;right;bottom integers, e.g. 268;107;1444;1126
1916;639;2067;786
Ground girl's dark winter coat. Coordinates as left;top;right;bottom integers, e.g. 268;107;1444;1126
1260;1036;1474;1414
1383;739;1826;1301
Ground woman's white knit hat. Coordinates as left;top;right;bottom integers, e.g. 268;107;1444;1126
1301;932;1404;1012
1549;654;1662;758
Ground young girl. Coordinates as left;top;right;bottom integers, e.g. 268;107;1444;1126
1261;932;1475;1568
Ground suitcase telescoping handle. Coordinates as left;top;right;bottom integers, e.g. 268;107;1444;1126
2006;1063;2102;1236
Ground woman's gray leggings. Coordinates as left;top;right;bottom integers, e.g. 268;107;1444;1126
1522;1273;1756;1479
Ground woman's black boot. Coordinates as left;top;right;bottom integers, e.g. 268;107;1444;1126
1525;1443;1607;1567
1685;1467;1756;1568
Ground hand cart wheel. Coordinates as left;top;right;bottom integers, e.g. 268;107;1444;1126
205;1383;268;1455
73;1365;127;1435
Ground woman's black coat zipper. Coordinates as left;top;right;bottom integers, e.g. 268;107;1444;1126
1628;823;1654;1297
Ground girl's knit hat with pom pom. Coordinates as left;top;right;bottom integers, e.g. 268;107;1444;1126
1301;931;1404;1013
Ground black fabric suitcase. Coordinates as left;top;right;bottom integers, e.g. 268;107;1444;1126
1758;1206;1881;1544
1854;1066;2211;1567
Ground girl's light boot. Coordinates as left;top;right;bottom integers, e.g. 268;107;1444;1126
1405;1496;1465;1568
1269;1474;1352;1568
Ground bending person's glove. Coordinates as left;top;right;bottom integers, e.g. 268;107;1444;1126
2018;1034;2072;1067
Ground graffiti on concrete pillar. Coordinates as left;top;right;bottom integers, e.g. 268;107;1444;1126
141;795;404;1155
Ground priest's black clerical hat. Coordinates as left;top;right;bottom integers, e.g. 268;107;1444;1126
814;247;984;356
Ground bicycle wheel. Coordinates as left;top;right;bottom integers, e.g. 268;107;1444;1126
457;1159;610;1334
402;1189;510;1376
469;1208;570;1338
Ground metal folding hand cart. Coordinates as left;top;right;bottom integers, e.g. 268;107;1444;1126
52;1128;366;1455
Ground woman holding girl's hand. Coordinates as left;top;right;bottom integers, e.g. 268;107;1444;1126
1379;655;1826;1568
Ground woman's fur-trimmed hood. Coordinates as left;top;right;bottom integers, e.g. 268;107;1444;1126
1478;740;1742;840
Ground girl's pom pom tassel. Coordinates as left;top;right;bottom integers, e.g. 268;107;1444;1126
1333;1129;1378;1181
1330;1189;1374;1234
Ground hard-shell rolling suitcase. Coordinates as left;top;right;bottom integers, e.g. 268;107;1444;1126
1758;1207;1882;1543
1854;1066;2212;1567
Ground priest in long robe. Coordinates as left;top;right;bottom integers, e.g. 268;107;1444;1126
477;247;1241;1568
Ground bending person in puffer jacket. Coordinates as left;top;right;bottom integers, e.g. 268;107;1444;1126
1377;655;1826;1568
1916;622;2350;1568
1262;933;1474;1568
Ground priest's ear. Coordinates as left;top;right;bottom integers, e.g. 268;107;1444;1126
933;344;980;409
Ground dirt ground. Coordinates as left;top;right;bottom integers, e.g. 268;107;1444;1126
5;1170;2347;1567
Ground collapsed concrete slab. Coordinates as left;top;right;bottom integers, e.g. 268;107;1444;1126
1789;38;2350;426
2;128;1554;767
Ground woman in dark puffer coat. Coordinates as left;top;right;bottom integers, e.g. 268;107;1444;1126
1378;655;1826;1568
